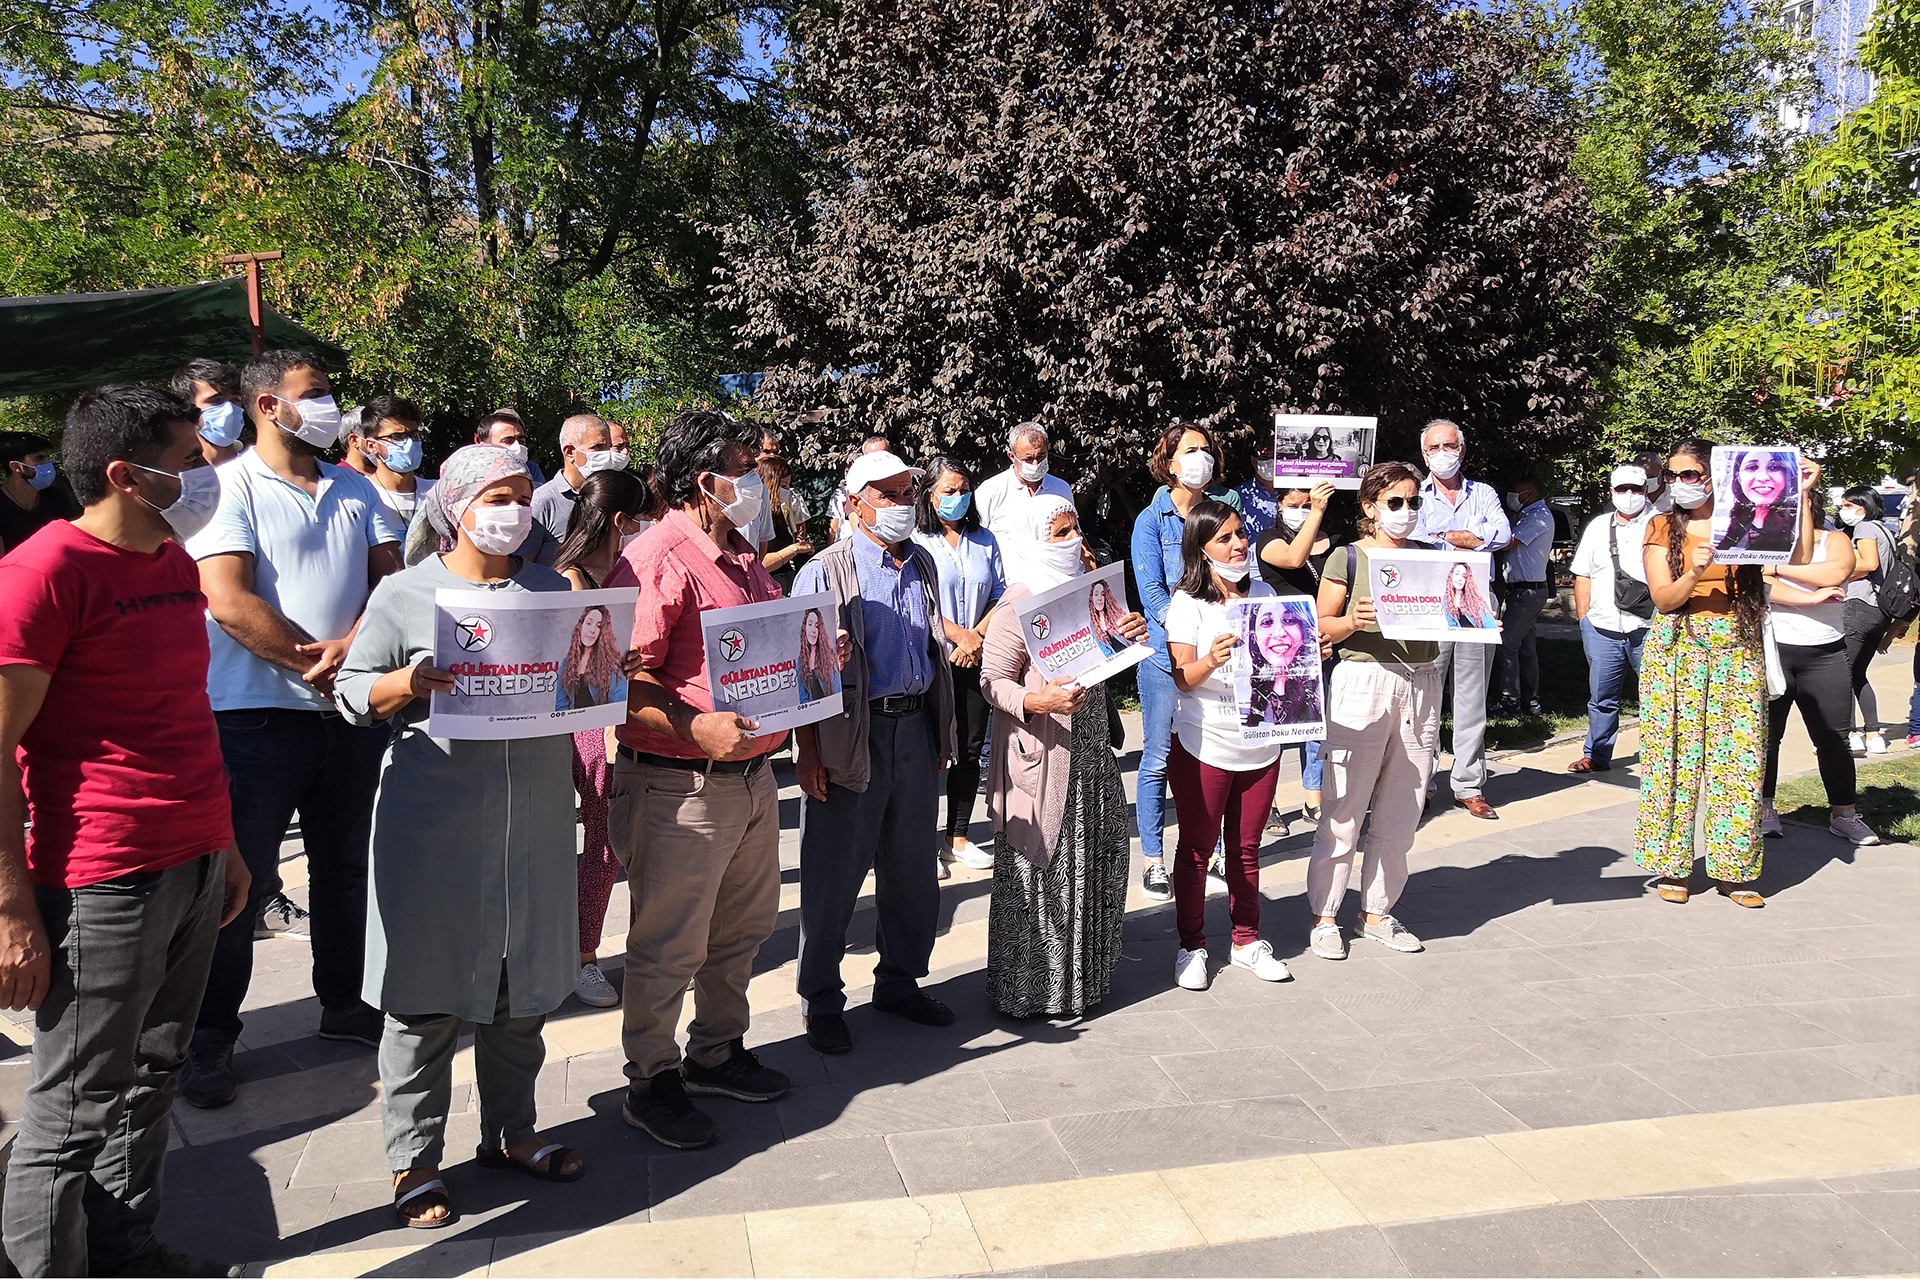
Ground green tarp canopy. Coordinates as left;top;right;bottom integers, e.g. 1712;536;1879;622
0;276;350;399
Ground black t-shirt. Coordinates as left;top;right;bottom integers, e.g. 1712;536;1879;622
1256;526;1326;598
0;486;80;553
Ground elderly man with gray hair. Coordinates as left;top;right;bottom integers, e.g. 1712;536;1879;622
974;421;1076;584
531;413;629;548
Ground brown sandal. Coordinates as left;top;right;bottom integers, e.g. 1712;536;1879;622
1655;879;1690;904
1717;885;1765;909
1567;757;1608;774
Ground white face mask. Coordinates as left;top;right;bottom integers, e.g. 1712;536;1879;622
1279;507;1309;533
274;395;343;449
1033;534;1085;582
1839;505;1864;527
1376;506;1420;539
1207;555;1251;583
1017;457;1049;485
1176;451;1215;490
130;462;222;540
465;504;532;555
502;441;529;464
578;447;629;478
865;500;917;544
1425;448;1462;480
704;469;765;530
1668;480;1710;511
1612;491;1647;518
620;519;653;551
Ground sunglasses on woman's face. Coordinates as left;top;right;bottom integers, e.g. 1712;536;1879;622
1662;467;1706;485
1379;495;1423;512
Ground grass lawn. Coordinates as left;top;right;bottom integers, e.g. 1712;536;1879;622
1468;636;1628;752
1776;751;1920;843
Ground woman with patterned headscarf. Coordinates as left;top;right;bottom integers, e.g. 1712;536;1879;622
335;444;587;1229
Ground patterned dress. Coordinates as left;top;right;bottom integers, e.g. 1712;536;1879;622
986;684;1133;1018
1633;612;1765;883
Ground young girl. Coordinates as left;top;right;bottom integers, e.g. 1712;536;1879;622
553;467;654;1009
1164;500;1290;989
1307;462;1438;959
335;444;586;1230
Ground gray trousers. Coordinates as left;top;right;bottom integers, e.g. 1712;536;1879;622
1495;586;1552;705
3;853;223;1276
797;704;941;1017
1434;640;1492;800
379;968;544;1171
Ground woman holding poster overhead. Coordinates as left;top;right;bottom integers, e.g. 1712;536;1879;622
980;495;1146;1016
1163;499;1292;989
335;444;585;1229
1637;439;1819;907
1307;462;1439;960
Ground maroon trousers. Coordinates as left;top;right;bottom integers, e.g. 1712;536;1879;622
1166;735;1281;953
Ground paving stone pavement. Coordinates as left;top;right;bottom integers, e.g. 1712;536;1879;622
0;652;1913;1276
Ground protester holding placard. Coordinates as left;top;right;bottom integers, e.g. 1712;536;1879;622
913;456;1007;875
1128;422;1242;903
1255;482;1335;834
793;450;957;1055
334;444;585;1230
1637;438;1820;908
554;467;655;1010
1308;462;1440;960
1163;500;1291;990
979;497;1145;1016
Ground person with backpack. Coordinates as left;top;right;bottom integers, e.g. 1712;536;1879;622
1567;465;1654;773
1839;487;1911;756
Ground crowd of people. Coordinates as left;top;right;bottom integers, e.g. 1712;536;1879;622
0;349;1914;1275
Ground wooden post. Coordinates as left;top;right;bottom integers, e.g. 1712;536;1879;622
218;251;285;358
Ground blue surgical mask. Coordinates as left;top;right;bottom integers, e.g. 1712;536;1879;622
198;401;244;448
25;462;55;491
379;437;423;474
936;492;972;521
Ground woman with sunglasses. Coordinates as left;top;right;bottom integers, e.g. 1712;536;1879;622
1638;438;1820;908
1306;462;1438;959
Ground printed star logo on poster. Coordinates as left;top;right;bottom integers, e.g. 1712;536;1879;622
455;615;494;651
719;628;747;662
1380;566;1401;589
1029;612;1051;641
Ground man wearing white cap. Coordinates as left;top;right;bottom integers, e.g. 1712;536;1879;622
1568;463;1655;773
792;450;957;1055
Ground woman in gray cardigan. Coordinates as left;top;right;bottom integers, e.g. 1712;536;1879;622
335;445;584;1229
980;496;1148;1017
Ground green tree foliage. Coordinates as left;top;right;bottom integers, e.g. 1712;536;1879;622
720;0;1601;481
1697;0;1920;480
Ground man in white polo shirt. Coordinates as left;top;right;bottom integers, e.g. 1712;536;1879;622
180;349;405;1109
973;421;1074;583
1568;463;1654;773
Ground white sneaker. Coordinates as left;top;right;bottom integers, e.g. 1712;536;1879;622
1310;922;1348;960
1760;799;1783;838
943;839;996;870
1230;939;1292;982
1849;731;1866;756
1864;733;1889;756
1174;947;1211;990
1359;915;1424;953
575;962;619;1008
1830;812;1882;845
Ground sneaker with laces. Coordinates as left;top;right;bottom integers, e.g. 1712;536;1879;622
1310;922;1347;960
1829;812;1882;845
1849;730;1866;755
1174;946;1210;990
575;962;619;1008
1864;732;1889;756
1229;939;1292;982
180;1034;236;1109
683;1038;790;1102
253;893;310;941
1359;915;1424;953
623;1069;718;1149
1760;799;1783;838
1141;861;1172;901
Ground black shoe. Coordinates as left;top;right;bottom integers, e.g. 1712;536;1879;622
622;1070;718;1149
253;892;310;941
1141;861;1172;901
875;991;954;1027
1490;697;1520;718
805;1013;853;1054
318;1003;384;1049
179;1034;235;1109
683;1039;790;1102
97;1243;242;1278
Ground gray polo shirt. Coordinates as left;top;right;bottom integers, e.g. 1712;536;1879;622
531;472;579;549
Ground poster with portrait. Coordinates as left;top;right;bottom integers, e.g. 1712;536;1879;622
1013;562;1152;687
1709;445;1801;565
1273;414;1377;491
427;587;638;740
700;592;843;734
1225;596;1326;745
1367;549;1501;644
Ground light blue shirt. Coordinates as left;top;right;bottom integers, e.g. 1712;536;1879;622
912;527;1005;646
1502;500;1554;584
1415;475;1512;554
796;531;934;699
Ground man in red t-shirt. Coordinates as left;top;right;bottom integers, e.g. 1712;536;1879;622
0;386;248;1278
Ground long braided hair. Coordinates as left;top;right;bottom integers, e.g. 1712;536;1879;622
1661;438;1766;652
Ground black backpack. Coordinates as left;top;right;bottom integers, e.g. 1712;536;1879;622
1878;536;1919;623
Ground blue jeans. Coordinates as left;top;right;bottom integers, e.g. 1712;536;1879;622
1581;617;1646;767
1136;658;1177;862
1287;739;1324;794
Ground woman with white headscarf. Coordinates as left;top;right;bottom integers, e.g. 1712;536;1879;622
978;493;1148;1017
336;444;585;1230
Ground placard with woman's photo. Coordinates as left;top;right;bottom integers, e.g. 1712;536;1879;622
1709;445;1802;565
428;586;639;739
1225;596;1326;744
700;592;844;733
1272;413;1376;490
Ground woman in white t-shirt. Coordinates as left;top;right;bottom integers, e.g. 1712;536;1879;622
1760;508;1878;845
1163;499;1291;990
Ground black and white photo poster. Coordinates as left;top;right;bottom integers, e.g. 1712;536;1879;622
1272;414;1376;490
